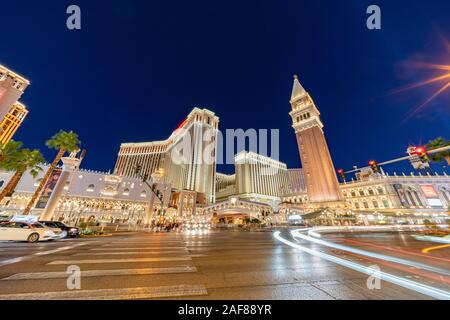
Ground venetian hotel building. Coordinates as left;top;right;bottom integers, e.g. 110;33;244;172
114;108;219;204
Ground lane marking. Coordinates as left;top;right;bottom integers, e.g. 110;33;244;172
422;244;450;254
0;243;90;267
47;256;192;265
2;266;197;280
274;231;450;300
0;284;208;300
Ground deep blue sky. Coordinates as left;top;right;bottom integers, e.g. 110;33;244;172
1;0;449;176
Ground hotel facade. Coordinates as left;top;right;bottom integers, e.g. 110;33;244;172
282;171;450;224
114;108;219;204
0;64;448;226
0;166;151;224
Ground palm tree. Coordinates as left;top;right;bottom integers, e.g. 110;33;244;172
23;130;81;215
0;140;24;163
0;148;45;202
427;137;450;166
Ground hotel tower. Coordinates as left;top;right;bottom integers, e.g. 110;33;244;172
289;75;343;205
114;108;219;204
0;102;29;146
0;65;29;123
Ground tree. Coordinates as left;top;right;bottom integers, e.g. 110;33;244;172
0;140;23;163
0;148;45;202
426;137;450;166
23;130;81;215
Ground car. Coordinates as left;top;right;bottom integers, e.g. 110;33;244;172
40;221;80;238
0;221;58;243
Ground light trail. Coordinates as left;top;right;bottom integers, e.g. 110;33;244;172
413;236;450;244
273;231;450;300
338;248;450;285
422;244;450;254
291;230;450;277
342;238;450;263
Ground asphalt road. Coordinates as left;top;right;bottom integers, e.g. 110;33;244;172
0;229;448;300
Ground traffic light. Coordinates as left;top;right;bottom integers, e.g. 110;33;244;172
414;147;429;163
337;169;346;181
369;160;380;173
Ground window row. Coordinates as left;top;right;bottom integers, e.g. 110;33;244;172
345;187;385;197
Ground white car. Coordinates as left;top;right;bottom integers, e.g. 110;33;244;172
0;221;59;243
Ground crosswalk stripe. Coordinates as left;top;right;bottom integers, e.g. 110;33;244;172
47;257;192;265
0;284;208;300
0;243;90;267
108;242;185;245
72;251;190;256
106;244;186;246
92;247;187;251
2;266;197;280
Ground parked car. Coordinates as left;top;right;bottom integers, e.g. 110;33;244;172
0;222;59;243
40;221;80;238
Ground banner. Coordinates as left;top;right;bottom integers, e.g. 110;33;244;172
420;185;443;208
35;169;62;209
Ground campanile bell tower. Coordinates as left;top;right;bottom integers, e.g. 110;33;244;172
289;75;343;204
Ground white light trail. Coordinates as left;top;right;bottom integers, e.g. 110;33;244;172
273;231;450;300
291;230;450;276
413;235;450;244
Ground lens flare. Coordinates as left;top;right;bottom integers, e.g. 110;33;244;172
393;38;450;121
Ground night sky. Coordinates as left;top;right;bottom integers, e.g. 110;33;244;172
1;0;449;176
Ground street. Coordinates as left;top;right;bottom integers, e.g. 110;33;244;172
0;230;448;300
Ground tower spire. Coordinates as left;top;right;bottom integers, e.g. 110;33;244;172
290;74;306;103
288;74;344;206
